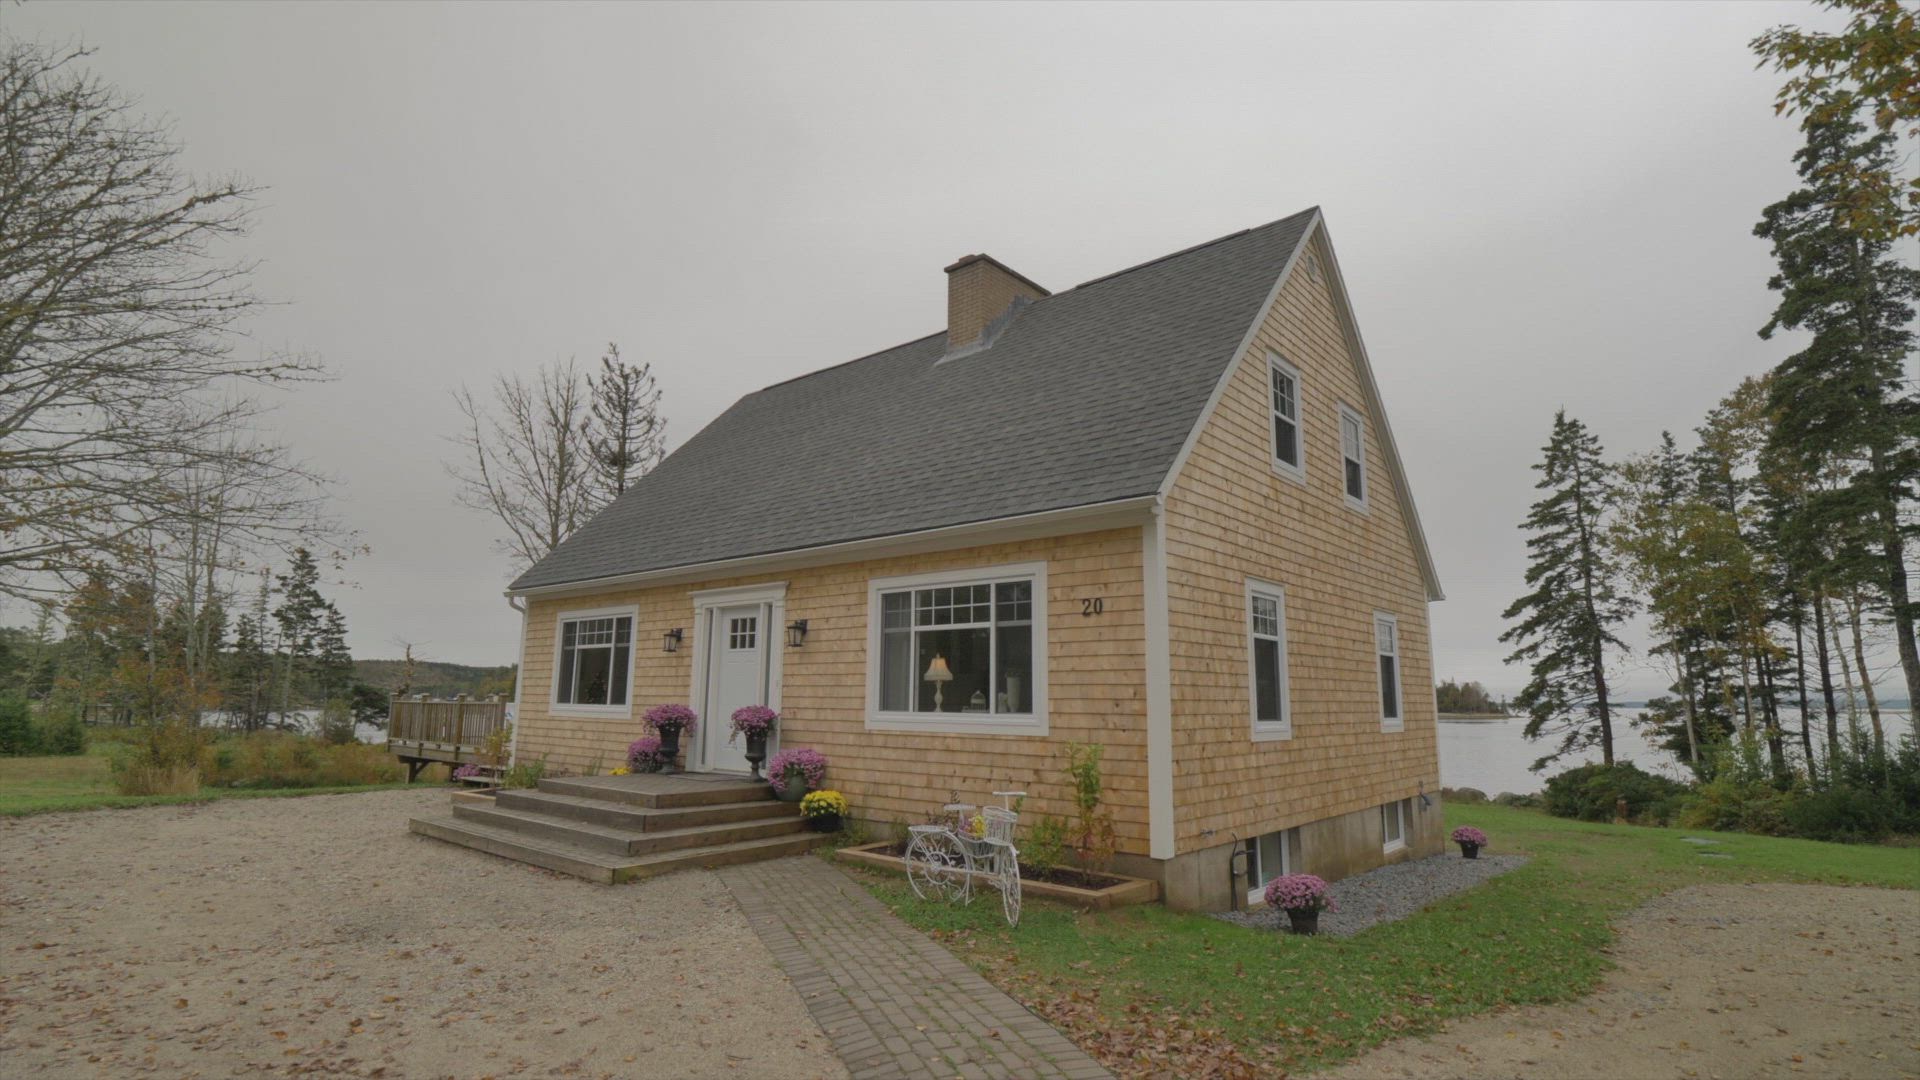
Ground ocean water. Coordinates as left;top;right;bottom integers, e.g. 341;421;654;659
1437;708;1916;796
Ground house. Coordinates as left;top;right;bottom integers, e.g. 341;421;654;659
453;207;1445;910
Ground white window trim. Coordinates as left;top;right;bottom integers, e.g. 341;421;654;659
1244;577;1292;742
1382;799;1408;853
1266;352;1307;486
1376;610;1404;732
687;582;787;771
1338;402;1369;512
549;604;640;718
1244;828;1294;905
864;561;1049;736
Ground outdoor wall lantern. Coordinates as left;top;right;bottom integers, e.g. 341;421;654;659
662;627;683;653
785;619;809;648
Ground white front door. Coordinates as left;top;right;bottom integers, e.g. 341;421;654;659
701;604;765;773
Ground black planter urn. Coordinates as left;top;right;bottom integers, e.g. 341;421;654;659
744;732;769;779
1286;909;1320;936
804;812;842;833
1458;842;1481;860
656;726;682;773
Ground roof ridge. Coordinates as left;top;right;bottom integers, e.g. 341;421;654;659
753;330;945;393
750;207;1318;396
1069;206;1319;291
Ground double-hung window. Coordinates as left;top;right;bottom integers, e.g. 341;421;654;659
554;610;634;710
1246;580;1291;739
1382;799;1408;852
1268;354;1304;481
1339;404;1368;509
1243;829;1295;903
1376;611;1403;731
868;563;1046;733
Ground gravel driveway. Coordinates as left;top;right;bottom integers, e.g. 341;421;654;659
0;788;847;1079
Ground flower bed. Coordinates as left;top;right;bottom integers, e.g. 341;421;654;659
835;841;1159;908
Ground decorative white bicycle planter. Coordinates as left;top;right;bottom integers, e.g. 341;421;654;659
903;791;1025;927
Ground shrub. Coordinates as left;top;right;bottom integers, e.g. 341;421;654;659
0;692;38;756
502;755;547;789
114;763;202;796
1781;785;1900;843
1021;814;1071;876
200;732;400;788
1542;762;1688;824
1678;738;1794;836
1066;742;1117;871
1441;787;1488;804
315;699;359;745
37;708;86;755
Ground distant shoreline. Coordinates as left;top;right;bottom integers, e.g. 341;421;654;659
1439;712;1512;723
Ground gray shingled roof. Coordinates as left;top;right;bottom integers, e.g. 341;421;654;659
509;209;1317;592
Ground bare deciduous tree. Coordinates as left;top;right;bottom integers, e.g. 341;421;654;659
0;42;330;603
448;359;602;573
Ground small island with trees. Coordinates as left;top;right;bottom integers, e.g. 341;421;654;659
1435;678;1510;721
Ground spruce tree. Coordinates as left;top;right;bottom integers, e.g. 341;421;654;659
1501;411;1635;770
1755;112;1920;712
589;342;666;499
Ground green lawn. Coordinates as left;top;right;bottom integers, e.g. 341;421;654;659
844;804;1920;1076
0;747;422;816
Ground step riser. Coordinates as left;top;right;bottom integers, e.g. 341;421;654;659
453;803;804;856
611;834;823;882
409;813;826;885
410;816;614;884
493;791;780;831
537;775;771;809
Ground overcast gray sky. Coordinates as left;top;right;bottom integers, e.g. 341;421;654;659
5;1;1890;697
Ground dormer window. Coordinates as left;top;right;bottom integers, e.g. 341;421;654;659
1339;404;1368;510
1268;354;1304;482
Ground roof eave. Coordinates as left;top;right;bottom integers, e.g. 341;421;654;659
504;494;1160;600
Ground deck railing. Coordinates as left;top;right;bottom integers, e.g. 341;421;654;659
388;694;508;753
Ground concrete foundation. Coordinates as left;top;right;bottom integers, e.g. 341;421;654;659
1116;792;1446;912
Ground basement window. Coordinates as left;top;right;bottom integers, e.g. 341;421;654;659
1382;799;1409;853
1244;828;1296;904
553;608;635;712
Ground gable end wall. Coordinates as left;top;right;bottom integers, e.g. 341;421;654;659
1162;229;1442;852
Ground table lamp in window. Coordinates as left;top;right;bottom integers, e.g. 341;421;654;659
924;654;953;711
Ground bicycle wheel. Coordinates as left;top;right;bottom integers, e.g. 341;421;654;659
905;830;968;903
995;845;1022;927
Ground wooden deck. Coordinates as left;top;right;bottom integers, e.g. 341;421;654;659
387;695;509;780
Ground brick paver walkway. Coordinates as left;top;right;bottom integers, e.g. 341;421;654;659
719;856;1113;1080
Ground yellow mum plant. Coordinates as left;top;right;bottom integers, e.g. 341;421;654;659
799;789;848;819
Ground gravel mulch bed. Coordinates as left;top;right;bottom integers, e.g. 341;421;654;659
1214;852;1527;937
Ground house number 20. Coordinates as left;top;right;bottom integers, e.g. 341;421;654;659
1081;598;1104;617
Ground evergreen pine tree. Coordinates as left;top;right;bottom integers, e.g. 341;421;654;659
1501;411;1635;770
272;548;327;723
1755;112;1920;712
588;342;666;499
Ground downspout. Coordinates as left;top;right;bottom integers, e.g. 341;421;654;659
507;594;528;768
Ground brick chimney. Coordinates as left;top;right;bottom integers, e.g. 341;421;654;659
945;253;1048;353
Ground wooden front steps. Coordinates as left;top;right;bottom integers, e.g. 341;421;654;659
408;772;822;884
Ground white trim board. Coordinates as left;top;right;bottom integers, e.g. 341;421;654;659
508;497;1156;600
1143;505;1174;859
